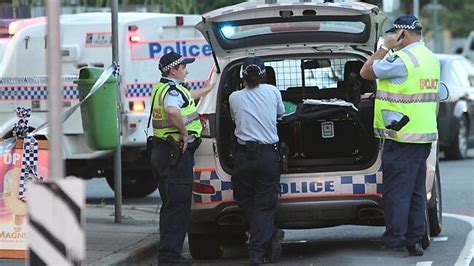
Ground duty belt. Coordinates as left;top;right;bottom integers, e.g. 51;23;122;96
152;111;199;129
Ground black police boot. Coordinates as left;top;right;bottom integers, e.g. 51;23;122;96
265;229;285;262
406;243;424;256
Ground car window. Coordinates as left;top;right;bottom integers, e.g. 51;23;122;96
220;21;365;40
265;58;356;91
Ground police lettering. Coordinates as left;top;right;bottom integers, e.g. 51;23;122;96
419;78;438;90
280;181;335;194
149;41;212;59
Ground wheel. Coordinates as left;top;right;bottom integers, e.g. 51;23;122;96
421;204;431;250
428;163;442;236
189;233;224;260
105;170;157;198
445;115;469;160
220;231;248;245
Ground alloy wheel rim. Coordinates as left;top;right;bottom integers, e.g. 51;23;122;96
458;118;468;157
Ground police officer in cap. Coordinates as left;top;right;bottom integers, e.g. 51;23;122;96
360;15;440;256
151;51;213;265
229;57;285;265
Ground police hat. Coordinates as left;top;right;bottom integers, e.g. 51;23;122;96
159;51;195;73
385;15;422;33
242;57;266;76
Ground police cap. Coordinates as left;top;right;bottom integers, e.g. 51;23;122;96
385;15;422;33
159;51;195;73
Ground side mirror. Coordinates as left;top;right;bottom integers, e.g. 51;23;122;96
439;81;449;102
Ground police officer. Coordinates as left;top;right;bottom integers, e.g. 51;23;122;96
150;51;213;265
360;15;440;256
229;57;285;265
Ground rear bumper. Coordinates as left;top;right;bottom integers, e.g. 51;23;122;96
191;195;385;233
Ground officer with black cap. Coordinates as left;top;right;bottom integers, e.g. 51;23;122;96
229;57;285;265
150;51;213;265
360;15;440;256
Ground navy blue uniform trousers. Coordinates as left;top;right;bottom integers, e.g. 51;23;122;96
381;139;431;247
151;137;200;264
231;146;281;260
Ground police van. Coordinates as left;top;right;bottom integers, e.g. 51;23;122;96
190;1;443;259
0;12;214;197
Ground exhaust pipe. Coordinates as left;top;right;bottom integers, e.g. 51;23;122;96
217;214;245;226
358;208;384;220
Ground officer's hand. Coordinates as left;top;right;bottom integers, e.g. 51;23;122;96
203;80;215;92
179;134;188;153
384;30;404;50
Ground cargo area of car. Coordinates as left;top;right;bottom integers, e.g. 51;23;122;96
216;55;379;174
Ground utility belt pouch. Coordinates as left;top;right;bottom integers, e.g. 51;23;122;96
245;141;259;160
166;136;182;167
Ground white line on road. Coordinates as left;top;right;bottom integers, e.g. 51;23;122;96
432;236;448;242
416;261;432;266
443;213;474;266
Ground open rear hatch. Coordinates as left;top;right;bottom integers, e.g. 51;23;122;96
196;2;387;174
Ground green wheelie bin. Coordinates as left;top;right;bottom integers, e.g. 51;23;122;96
74;67;119;150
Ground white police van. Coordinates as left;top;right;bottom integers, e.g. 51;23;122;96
190;1;443;259
0;13;214;197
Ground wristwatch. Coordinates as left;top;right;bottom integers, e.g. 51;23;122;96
379;44;389;51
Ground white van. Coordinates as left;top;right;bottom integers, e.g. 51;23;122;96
0;13;214;197
189;1;443;259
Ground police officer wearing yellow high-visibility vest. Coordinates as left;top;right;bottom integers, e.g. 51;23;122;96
360;15;440;256
150;51;213;265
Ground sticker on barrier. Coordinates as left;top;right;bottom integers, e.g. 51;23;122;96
0;139;48;259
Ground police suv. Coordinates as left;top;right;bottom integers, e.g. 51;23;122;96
190;1;443;259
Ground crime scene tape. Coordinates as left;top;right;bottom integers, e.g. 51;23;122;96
0;62;120;156
27;179;85;265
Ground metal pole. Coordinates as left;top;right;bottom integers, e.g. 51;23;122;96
413;0;419;18
431;0;443;53
47;0;64;180
111;0;122;223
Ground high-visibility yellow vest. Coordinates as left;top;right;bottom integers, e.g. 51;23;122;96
151;81;202;141
374;43;440;143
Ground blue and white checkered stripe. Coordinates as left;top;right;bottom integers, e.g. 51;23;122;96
0;85;78;100
340;174;383;194
192;170;383;204
126;81;207;98
193;171;233;204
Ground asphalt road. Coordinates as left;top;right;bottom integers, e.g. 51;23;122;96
135;150;474;266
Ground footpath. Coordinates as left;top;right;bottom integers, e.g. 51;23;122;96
86;204;160;266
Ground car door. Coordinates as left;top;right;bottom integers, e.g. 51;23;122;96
461;58;474;144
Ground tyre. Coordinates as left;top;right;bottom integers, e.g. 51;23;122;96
105;170;157;198
189;233;224;260
428;163;442;236
220;231;248;245
445;115;469;160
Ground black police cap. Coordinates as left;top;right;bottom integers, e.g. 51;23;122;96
385;15;422;33
159;51;195;73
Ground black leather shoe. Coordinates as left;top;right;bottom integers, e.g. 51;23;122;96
265;229;285;262
406;243;424;256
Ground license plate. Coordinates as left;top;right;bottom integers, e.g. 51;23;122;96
321;121;334;138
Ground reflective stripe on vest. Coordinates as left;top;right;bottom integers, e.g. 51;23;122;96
374;43;440;143
374;128;438;142
152;111;199;129
376;90;439;103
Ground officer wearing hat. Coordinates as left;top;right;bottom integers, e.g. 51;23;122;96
360;15;440;256
150;51;213;265
229;57;285;265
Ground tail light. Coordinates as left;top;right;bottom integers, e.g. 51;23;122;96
193;182;215;195
129;101;145;112
199;114;211;138
129;35;141;42
176;16;184;26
